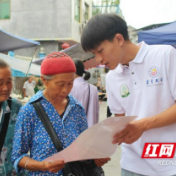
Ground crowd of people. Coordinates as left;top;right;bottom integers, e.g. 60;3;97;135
0;12;176;176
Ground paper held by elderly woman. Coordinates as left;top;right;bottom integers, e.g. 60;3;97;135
45;116;136;163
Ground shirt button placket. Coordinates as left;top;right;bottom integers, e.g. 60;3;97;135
131;72;137;86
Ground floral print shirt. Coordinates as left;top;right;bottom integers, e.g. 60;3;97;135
12;91;88;176
0;98;27;176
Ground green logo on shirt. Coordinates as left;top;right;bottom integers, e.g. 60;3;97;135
120;84;130;98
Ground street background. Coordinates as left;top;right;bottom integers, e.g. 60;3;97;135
99;101;121;176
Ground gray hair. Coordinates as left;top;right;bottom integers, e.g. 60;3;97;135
0;58;10;69
41;74;54;80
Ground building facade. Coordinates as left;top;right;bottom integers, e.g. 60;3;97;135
0;0;92;57
0;0;92;96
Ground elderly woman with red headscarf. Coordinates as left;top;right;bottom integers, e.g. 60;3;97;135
11;52;110;176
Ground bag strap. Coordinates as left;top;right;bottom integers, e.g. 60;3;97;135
7;97;12;109
33;100;74;175
0;97;12;154
32;100;63;152
85;84;90;115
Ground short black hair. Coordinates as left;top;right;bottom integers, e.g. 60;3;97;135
81;13;129;52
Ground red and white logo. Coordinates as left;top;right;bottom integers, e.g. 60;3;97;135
141;143;176;158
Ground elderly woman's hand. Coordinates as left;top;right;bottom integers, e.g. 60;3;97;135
94;157;111;167
42;160;65;173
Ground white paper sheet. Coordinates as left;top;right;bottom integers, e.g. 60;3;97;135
45;116;136;163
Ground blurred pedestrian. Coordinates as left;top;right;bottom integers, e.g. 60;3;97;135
23;76;37;97
96;77;102;92
70;60;99;127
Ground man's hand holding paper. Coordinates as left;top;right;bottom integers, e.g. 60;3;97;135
113;118;145;145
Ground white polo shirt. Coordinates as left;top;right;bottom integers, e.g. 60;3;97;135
23;80;36;97
106;42;176;176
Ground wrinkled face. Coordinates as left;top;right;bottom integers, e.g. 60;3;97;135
42;72;75;100
91;35;124;70
0;67;12;102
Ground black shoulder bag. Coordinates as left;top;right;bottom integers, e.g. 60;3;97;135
32;100;104;176
0;97;12;154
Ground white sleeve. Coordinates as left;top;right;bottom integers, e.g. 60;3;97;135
166;47;176;100
23;82;27;89
106;74;125;114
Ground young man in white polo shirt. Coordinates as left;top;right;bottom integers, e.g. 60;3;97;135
81;13;176;176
